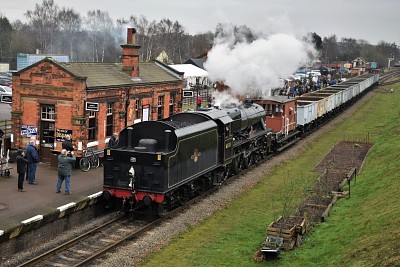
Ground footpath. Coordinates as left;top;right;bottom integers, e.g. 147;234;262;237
0;161;103;232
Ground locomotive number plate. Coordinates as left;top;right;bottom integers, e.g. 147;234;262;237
130;157;136;163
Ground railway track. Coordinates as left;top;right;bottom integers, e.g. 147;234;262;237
17;213;148;267
16;185;219;267
379;69;400;85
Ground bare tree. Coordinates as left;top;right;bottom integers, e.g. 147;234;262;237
128;15;157;62
58;7;81;61
25;0;60;53
85;10;114;62
172;21;185;63
0;15;13;63
322;35;339;63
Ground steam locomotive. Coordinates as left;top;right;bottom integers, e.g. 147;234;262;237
102;73;379;214
103;101;272;213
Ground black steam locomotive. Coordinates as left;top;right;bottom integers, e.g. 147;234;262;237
103;101;272;213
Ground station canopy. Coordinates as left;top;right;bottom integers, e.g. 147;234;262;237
168;64;208;79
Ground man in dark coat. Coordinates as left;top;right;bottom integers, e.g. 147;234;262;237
26;139;39;185
16;149;28;192
108;133;118;148
57;149;76;195
62;134;74;152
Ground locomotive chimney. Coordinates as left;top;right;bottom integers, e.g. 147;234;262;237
164;130;171;151
121;28;141;78
127;127;133;149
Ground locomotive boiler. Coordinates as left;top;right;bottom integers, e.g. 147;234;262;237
103;101;272;214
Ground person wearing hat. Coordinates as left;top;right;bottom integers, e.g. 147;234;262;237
16;149;28;192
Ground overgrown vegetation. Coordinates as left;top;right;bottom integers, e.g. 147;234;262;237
138;84;400;267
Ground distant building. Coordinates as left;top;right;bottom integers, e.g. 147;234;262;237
184;58;206;70
351;57;367;76
168;64;211;90
17;53;69;71
156;50;172;64
0;63;9;72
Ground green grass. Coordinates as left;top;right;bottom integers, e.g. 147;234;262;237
139;85;400;267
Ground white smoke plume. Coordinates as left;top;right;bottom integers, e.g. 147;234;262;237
212;90;241;108
204;23;317;105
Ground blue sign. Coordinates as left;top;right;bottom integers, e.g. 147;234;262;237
21;125;38;138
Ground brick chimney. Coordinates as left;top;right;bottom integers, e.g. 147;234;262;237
121;28;141;78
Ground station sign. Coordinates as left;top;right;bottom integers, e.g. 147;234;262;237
0;95;12;104
21;125;37;138
85;102;99;111
56;129;73;142
183;91;194;98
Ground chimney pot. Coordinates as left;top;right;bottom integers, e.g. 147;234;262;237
127;28;136;44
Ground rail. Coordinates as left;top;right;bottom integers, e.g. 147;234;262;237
16;184;220;267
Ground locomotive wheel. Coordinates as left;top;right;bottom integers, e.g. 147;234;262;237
243;156;250;169
232;157;242;175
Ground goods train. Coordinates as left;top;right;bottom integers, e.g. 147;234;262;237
102;73;379;214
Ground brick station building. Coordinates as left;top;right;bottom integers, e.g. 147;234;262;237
11;28;183;163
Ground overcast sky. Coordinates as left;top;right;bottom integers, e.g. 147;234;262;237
1;0;399;45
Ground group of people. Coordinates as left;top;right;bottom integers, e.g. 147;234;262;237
279;75;340;97
16;136;39;192
15;135;74;193
15;133;119;194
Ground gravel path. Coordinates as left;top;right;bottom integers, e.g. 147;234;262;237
92;91;375;267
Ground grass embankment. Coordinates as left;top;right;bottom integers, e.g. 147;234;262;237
139;84;400;267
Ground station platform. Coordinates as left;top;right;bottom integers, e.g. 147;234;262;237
0;161;104;233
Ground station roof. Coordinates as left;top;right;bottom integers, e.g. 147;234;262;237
59;61;181;88
17;57;181;89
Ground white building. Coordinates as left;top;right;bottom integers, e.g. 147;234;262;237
168;64;212;90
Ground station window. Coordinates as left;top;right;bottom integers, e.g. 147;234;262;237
41;105;56;121
106;103;113;137
169;94;175;117
157;96;164;120
135;98;141;119
88;111;96;141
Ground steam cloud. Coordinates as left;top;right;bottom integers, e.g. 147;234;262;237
204;24;317;105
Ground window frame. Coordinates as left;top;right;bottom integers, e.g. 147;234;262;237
88;111;97;141
106;103;113;137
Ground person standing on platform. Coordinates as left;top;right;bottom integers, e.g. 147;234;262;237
16;149;28;192
108;133;119;148
62;134;74;153
26;139;39;185
197;96;202;109
57;149;76;195
25;136;36;181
